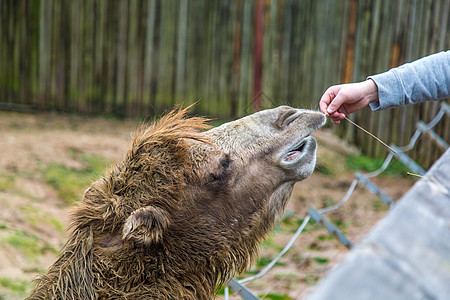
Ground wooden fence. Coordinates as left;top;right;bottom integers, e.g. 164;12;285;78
0;0;449;165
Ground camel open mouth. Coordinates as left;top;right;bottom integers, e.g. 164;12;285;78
281;135;316;166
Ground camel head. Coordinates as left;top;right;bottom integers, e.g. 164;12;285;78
28;106;326;300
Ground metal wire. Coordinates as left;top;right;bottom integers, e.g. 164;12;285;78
318;179;358;214
399;104;447;152
239;215;311;284
360;103;448;181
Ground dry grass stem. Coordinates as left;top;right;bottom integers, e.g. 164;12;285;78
343;116;398;156
406;172;423;178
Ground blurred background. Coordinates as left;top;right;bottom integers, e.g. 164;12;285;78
0;0;449;299
1;0;449;162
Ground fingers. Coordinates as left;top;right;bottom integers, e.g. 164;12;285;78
320;85;348;115
320;85;346;125
320;80;377;125
326;92;348;115
327;111;345;125
319;86;338;114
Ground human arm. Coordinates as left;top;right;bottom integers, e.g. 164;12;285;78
368;50;450;110
320;50;450;124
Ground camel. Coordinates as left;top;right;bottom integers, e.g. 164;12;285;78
27;106;326;299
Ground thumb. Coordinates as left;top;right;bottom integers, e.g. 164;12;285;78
326;92;347;114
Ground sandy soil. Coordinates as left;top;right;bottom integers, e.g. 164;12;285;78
0;111;416;299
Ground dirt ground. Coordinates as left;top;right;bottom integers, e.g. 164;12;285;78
0;111;416;299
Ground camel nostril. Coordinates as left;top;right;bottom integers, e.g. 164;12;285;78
275;109;300;128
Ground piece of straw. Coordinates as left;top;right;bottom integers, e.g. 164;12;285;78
342;116;398;156
406;172;423;178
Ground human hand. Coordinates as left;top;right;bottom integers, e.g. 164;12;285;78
319;79;379;124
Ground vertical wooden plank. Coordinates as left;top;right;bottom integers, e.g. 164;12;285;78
239;0;252;115
10;0;18;104
369;0;385;157
134;0;146;116
175;0;188;99
77;0;85;112
373;0;396;157
419;1;434;163
437;0;448;51
18;0;30;105
218;1;233;118
143;0;157;113
116;0;128;117
103;0;116;114
136;1;146;117
69;0;81;111
397;0;416;148
150;0;161;114
0;1;5;102
270;0;283;105
288;0;299;107
230;0;242;118
0;1;10;102
170;0;178;108
155;0;175;111
93;0;106;113
80;0;90;112
410;0;426;163
387;0;405;154
299;1;315;108
343;0;360;144
343;0;358;84
252;0;264;111
338;0;350;82
263;0;277;108
30;1;41;107
206;0;217;114
184;0;197;112
51;0;60;110
61;0;71;110
126;0;139;117
281;0;292;103
39;0;52;107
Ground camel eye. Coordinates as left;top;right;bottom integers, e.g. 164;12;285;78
221;156;231;170
206;156;231;185
207;173;223;183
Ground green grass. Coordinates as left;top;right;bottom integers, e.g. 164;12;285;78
261;292;292;300
304;273;319;285
313;257;329;265
20;205;64;233
0;277;31;298
317;234;334;241
216;285;227;295
332;219;349;230
255;256;286;268
372;198;388;211
0;229;57;259
315;163;334;176
0;174;15;191
275;273;298;280
301;219;322;233
43;154;109;204
345;154;410;177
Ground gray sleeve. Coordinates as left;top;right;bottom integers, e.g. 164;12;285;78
367;50;450;111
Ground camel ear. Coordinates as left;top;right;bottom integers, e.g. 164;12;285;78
122;206;170;245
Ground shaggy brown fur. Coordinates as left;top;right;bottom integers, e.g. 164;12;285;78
27;106;325;299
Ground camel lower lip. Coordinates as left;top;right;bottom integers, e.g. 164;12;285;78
281;136;316;166
284;141;306;161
